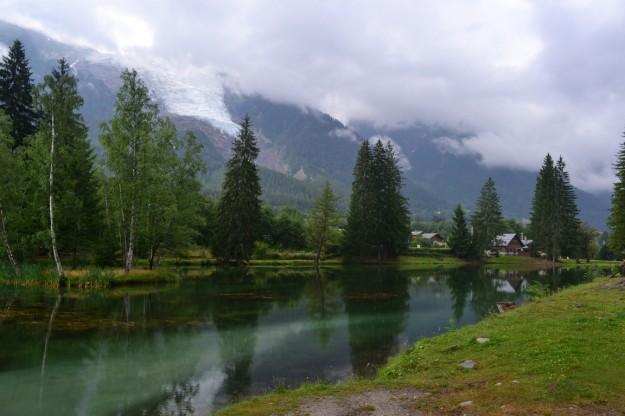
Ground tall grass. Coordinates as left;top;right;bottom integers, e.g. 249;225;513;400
0;263;57;287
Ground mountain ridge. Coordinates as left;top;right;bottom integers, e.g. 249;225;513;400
0;20;611;228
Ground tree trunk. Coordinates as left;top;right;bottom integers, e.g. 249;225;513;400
125;136;137;273
148;243;160;270
125;205;134;273
0;205;18;275
315;244;322;266
48;114;65;283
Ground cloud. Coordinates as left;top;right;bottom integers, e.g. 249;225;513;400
369;134;412;171
330;128;359;143
1;0;624;191
433;136;479;158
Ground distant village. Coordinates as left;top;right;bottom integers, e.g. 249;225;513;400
411;230;533;256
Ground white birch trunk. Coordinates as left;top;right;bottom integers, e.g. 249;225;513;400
49;113;64;281
124;137;137;273
0;205;18;275
125;203;135;272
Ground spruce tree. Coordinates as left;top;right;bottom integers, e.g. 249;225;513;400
0;110;22;273
529;154;580;261
0;40;37;149
448;204;474;259
530;154;557;259
344;140;410;259
609;140;625;256
556;157;580;258
344;140;374;256
471;177;505;256
375;141;410;258
213;115;262;263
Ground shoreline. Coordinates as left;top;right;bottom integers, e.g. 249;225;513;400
0;255;619;289
216;276;625;415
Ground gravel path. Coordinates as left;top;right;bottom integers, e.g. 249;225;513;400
288;388;431;416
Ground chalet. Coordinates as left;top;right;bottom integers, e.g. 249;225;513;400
492;233;525;256
421;232;446;247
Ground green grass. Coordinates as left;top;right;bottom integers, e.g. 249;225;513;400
559;259;621;270
217;276;625;415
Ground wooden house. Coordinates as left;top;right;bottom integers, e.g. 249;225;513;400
492;233;525;255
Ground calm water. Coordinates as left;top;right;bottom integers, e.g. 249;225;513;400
0;266;591;416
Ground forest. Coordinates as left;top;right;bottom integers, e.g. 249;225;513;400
1;39;624;286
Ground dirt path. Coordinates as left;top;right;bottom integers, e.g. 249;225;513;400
285;388;625;416
287;388;431;416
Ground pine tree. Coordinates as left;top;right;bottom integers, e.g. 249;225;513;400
556;157;580;258
344;140;410;259
530;154;557;259
213;115;262;263
609;140;625;256
100;69;159;271
344;140;374;256
471;177;505;256
30;59;101;276
374;141;410;259
0;110;22;273
529;154;580;262
0;40;37;149
448;204;474;259
306;181;340;265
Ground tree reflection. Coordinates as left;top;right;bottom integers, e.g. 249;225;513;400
446;268;473;323
341;268;409;377
447;268;528;322
210;268;265;404
304;268;343;348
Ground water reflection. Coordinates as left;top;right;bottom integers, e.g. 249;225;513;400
210;270;263;405
0;266;597;415
341;268;409;377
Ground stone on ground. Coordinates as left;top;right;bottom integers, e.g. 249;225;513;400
459;359;477;369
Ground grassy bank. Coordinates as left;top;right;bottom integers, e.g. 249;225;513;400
1;252;616;288
217;276;625;415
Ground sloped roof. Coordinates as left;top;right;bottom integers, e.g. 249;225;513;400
494;233;519;246
422;232;441;240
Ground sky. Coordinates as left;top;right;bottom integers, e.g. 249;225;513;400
1;0;624;192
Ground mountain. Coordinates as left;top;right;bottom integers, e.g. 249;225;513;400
0;20;611;228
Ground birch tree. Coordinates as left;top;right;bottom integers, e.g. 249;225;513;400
100;69;204;270
31;59;100;279
99;69;158;272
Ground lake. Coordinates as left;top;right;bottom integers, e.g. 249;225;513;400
0;266;592;415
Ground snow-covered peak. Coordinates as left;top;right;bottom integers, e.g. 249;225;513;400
135;57;239;136
84;51;240;136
